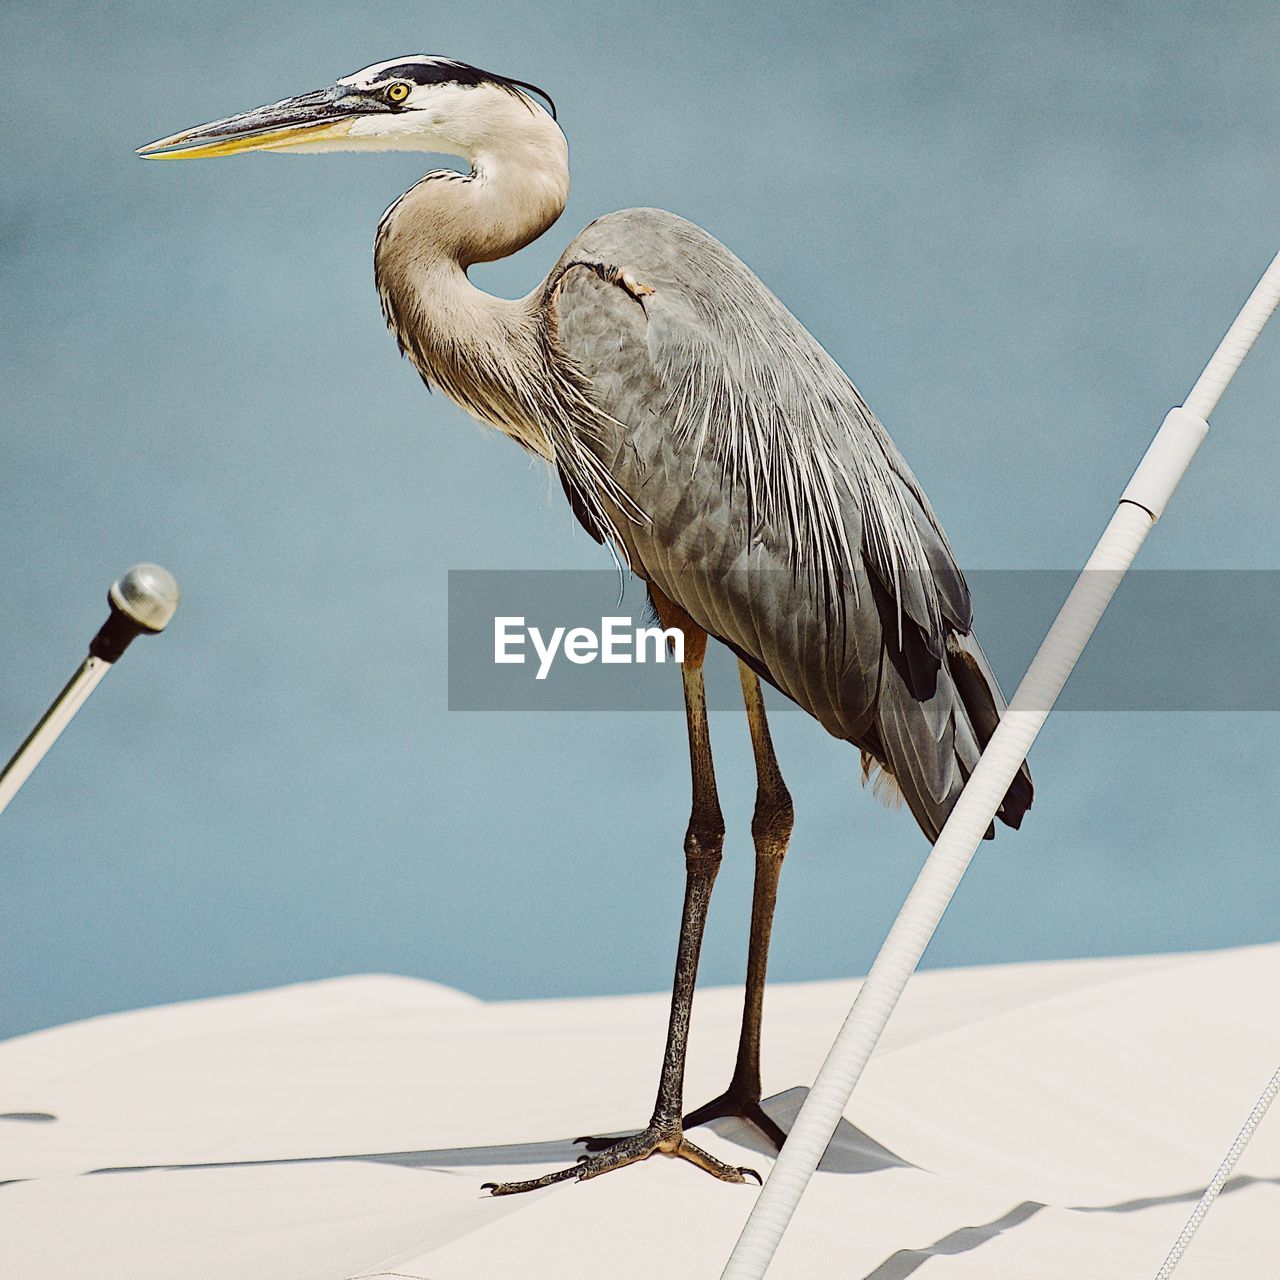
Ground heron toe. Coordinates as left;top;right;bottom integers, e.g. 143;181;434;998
483;1125;760;1195
683;1090;789;1153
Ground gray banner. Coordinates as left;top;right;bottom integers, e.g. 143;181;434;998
447;570;1280;712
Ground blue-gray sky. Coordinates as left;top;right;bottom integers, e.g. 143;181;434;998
2;0;1278;1040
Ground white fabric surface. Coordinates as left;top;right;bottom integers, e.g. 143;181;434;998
1;945;1276;1277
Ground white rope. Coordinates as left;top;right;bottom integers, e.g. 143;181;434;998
721;248;1280;1280
1154;1066;1280;1279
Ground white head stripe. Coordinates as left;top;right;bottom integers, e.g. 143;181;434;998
338;56;437;88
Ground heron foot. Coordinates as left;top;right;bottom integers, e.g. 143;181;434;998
683;1088;789;1153
606;266;655;301
483;1124;760;1196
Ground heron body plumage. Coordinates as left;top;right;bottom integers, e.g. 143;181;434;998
141;54;1031;1194
547;210;1031;840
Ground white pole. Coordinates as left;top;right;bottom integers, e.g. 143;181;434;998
0;564;181;823
0;660;113;818
722;247;1280;1279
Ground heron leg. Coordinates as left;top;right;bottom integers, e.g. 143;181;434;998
485;610;757;1195
683;662;793;1152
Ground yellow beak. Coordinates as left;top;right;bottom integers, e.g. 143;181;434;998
137;85;371;159
138;121;354;160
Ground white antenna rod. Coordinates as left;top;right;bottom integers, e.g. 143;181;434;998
722;246;1280;1279
1155;1065;1280;1278
0;564;181;821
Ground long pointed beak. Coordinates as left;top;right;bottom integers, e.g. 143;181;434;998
137;85;381;159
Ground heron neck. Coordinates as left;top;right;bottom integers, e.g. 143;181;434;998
376;110;569;268
373;123;571;455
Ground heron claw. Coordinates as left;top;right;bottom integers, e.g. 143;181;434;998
574;1130;622;1153
603;265;656;303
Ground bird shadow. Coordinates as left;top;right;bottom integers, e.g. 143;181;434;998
77;1086;919;1180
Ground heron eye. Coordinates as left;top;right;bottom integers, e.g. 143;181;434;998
386;82;411;104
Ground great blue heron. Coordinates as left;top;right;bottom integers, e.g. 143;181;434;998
140;55;1033;1195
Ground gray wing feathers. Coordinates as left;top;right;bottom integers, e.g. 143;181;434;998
549;208;1031;841
948;630;1034;830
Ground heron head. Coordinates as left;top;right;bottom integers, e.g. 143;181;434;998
137;56;558;161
